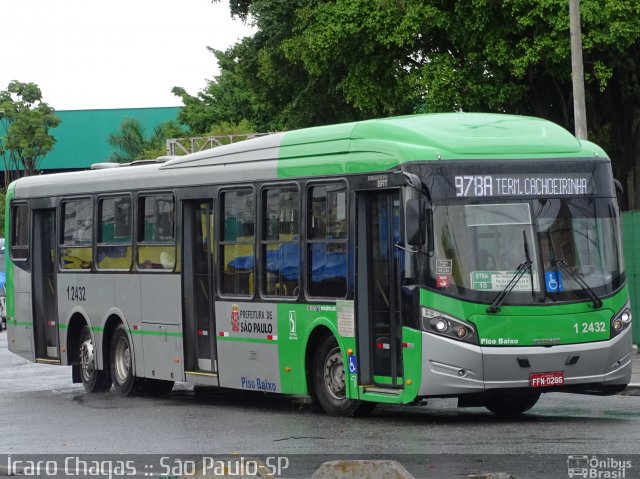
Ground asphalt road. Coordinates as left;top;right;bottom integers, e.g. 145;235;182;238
1;330;639;478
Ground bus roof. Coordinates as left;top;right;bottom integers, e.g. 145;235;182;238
160;113;606;177
11;113;607;198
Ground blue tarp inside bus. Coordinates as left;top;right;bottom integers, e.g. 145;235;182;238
228;243;346;282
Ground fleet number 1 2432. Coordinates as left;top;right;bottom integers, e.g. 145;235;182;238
573;322;606;334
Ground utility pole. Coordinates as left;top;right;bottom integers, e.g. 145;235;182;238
569;0;588;140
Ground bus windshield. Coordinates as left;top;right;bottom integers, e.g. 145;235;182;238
428;197;625;305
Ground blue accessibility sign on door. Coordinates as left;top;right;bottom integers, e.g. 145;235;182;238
347;356;358;374
545;271;564;293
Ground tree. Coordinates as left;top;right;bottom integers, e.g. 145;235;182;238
198;1;640;205
108;118;186;162
0;81;61;188
108;118;146;163
0;189;5;233
175;0;366;133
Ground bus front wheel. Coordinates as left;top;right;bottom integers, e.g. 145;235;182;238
484;392;541;416
79;325;112;393
312;335;376;417
110;324;136;396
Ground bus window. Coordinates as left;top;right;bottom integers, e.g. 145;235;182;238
262;186;300;298
220;188;255;296
97;196;132;270
307;183;348;298
137;194;175;271
60;198;93;270
10;203;30;260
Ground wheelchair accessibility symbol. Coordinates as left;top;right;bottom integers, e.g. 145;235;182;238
545;271;564;293
347;356;358;374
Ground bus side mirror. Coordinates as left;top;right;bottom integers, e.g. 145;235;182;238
405;199;425;247
613;179;624;211
614;179;624;195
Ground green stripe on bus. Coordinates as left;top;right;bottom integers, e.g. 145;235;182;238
216;336;277;345
58;324;104;332
129;329;183;338
11;320;32;327
56;324;179;337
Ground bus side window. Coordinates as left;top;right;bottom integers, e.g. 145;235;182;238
220;188;255;296
261;186;300;298
136;194;176;271
307;183;348;299
10;203;30;261
97;195;133;271
60;198;94;270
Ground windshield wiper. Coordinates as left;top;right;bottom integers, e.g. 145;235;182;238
553;259;603;309
487;231;533;314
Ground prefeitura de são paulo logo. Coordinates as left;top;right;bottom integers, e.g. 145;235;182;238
567;455;632;478
231;304;240;332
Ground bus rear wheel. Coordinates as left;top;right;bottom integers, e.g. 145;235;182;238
312;335;376;417
484;392;541;416
79;325;111;393
110;324;136;396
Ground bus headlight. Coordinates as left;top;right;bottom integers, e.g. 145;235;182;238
610;304;632;338
421;307;478;345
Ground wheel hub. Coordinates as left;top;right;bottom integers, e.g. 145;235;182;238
324;347;346;400
80;340;95;382
114;337;131;384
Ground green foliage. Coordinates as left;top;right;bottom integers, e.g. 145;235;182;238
175;0;366;132
0;189;5;235
207;119;257;137
108;118;186;162
192;1;637;125
108;118;146;163
190;0;640;205
0;81;61;187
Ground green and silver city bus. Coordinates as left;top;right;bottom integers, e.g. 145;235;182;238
4;113;632;416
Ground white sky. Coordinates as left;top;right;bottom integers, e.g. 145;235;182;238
1;0;256;110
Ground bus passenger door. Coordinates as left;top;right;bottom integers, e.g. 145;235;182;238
183;200;218;377
356;191;403;389
32;208;59;361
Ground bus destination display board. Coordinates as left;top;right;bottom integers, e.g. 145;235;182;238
454;173;592;198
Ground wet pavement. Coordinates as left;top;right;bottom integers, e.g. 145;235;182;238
1;331;639;477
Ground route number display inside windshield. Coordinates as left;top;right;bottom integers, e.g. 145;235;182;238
454;174;591;198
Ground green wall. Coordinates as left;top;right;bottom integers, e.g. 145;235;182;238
35;107;181;170
622;211;640;347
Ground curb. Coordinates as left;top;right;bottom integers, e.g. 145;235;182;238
621;383;640;396
311;460;414;479
0;465;15;476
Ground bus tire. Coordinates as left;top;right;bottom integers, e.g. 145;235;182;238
483;392;541;416
312;335;376;417
110;324;136;396
79;325;112;393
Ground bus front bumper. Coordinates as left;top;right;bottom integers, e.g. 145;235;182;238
418;327;632;397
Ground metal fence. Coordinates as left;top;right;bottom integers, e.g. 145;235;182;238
165;133;272;156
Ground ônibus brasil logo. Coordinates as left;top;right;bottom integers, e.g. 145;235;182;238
567;455;632;478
